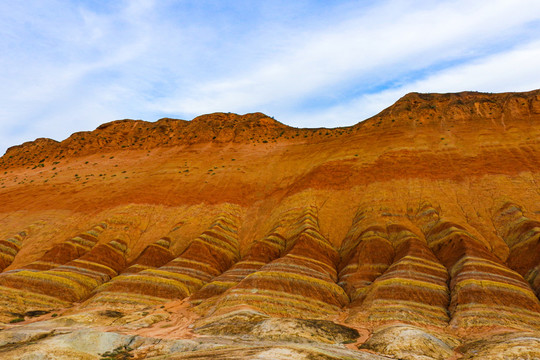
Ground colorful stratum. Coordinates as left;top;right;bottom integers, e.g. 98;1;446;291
416;203;540;332
0;230;27;271
493;202;540;299
7;223;107;272
199;206;348;320
84;205;241;308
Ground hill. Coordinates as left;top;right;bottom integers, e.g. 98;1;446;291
0;89;539;359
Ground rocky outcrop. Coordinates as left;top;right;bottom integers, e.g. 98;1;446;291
361;89;540;130
457;332;540;359
338;210;394;305
10;223;107;272
195;309;359;344
1;89;540;358
85;205;241;308
493;202;540;299
0;230;26;271
360;325;459;360
416;203;540;332
199;206;348;320
190;223;286;305
121;237;175;275
347;221;450;328
0;239;127;314
0;113;293;168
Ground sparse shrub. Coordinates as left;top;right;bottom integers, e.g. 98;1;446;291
9;317;24;323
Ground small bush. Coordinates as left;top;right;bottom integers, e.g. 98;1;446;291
9;318;24;323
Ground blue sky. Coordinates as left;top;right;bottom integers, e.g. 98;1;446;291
1;0;540;155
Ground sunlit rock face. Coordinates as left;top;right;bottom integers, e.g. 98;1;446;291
85;205;242;308
0;238;127;313
1;89;540;358
493;202;540;299
120;237;175;275
12;223;107;272
344;219;450;329
0;231;26;271
194;206;349;322
416;203;540;333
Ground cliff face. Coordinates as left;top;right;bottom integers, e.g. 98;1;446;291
0;90;540;359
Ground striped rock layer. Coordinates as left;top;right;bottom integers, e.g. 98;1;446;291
416;204;540;332
0;230;27;271
85;207;242;308
190;225;286;305
346;222;450;328
11;223;107;272
493;202;540;299
0;239;127;310
338;210;395;305
200;207;349;320
121;237;175;275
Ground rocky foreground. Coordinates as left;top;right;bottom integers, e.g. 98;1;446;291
0;90;539;359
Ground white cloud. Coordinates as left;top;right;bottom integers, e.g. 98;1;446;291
1;0;540;155
291;39;540;128
150;0;540;117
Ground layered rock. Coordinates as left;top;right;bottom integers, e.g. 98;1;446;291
190;224;286;305
338;210;394;305
493;202;540;299
360;325;459;360
457;331;540;359
0;89;539;357
9;223;107;272
85;206;241;308
0;230;26;271
0;113;291;168
198;206;348;320
348;222;450;328
121;237;175;275
416;203;540;332
0;239;127;312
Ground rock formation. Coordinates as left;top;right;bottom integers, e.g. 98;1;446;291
0;89;540;358
8;223;107;272
120;237;175;275
196;206;348;323
0;230;26;271
493;202;540;299
85;206;241;308
0;238;127;315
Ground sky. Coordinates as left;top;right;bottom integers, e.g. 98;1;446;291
1;0;540;155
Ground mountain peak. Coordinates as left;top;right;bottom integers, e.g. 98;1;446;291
358;88;540;129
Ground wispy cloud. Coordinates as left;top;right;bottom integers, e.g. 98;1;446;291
1;0;540;155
